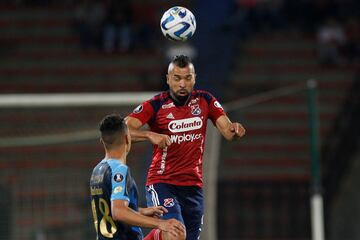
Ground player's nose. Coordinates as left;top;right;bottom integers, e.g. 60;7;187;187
179;79;186;88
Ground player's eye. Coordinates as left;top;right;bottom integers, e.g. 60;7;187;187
185;76;192;81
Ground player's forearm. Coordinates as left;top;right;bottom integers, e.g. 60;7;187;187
222;125;246;141
129;129;152;142
218;122;237;141
138;207;149;216
113;206;162;229
216;116;245;141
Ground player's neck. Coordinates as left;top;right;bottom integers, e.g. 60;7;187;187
105;150;127;165
169;91;191;106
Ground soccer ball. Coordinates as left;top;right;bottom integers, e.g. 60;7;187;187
160;6;196;41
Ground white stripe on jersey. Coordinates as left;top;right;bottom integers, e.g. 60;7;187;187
157;147;168;175
155;229;161;240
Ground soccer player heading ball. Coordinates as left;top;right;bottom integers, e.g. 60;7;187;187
126;55;246;240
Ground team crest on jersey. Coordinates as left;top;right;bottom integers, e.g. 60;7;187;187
191;104;201;115
114;173;124;182
133;104;143;114
189;98;199;105
163;198;175;207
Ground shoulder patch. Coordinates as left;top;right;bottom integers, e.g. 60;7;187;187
214;101;223;109
133;104;143;114
114;173;124;182
113;186;123;194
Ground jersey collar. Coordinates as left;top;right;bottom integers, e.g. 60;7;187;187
168;90;194;106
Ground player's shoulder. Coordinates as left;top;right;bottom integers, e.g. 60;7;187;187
105;159;129;176
193;89;216;104
147;91;171;112
149;91;170;103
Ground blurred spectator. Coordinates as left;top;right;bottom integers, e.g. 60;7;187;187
0;184;11;239
312;0;338;29
102;0;133;53
284;0;337;33
232;0;285;36
316;18;346;66
343;17;360;64
254;0;285;31
131;3;158;52
73;0;106;51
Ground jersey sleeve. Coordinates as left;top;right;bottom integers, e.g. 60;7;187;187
207;94;226;125
110;164;130;202
128;100;154;125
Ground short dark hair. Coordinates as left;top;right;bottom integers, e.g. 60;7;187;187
171;55;192;68
99;114;127;148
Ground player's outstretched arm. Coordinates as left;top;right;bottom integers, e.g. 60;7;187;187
112;200;185;238
215;115;246;141
126;117;172;148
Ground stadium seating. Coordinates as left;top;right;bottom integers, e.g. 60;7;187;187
224;30;354;180
0;2;357;239
218;30;355;239
0;3;163;94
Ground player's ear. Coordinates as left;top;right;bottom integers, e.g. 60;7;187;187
125;132;131;153
100;138;107;149
125;134;129;145
166;74;170;85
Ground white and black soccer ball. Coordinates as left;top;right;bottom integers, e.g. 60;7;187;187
160;6;196;41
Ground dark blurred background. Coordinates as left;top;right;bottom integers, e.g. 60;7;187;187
0;0;359;239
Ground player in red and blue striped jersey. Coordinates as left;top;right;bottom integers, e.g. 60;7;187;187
126;55;245;240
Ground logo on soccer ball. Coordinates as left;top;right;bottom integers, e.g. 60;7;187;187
164;198;175;207
133;104;143;114
160;6;196;41
114;173;124;182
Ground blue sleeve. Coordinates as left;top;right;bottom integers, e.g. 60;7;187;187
110;164;130;202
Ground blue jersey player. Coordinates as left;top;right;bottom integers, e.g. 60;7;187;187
90;114;186;240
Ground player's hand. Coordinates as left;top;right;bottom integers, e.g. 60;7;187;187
230;122;245;139
159;218;186;238
139;206;168;218
148;132;172;148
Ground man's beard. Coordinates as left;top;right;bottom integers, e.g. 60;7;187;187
172;90;190;105
175;94;190;103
